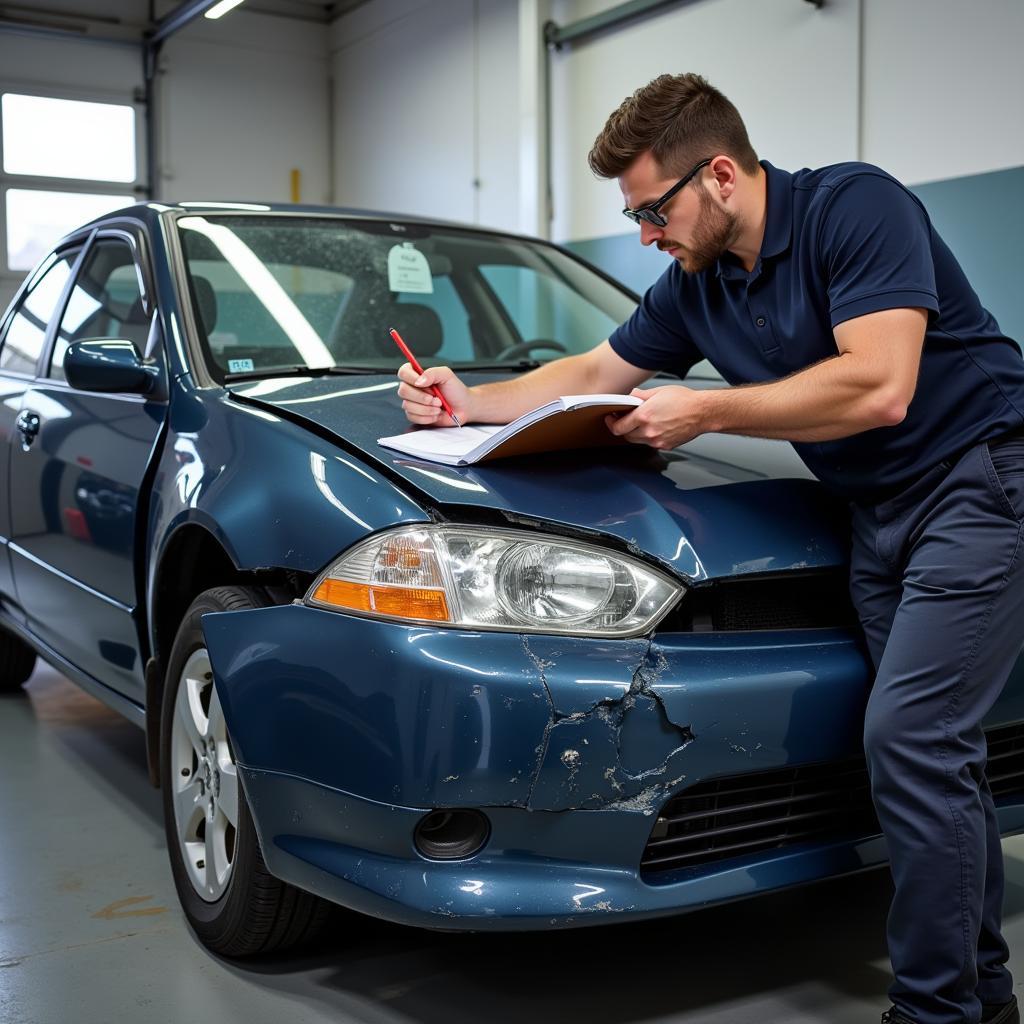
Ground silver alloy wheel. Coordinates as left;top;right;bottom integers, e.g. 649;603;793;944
171;648;238;903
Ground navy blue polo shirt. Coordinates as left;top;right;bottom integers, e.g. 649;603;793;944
609;160;1024;500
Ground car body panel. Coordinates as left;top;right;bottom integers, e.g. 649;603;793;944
204;602;1024;928
9;385;166;697
142;385;432;651
203;605;873;812
236;768;1024;931
0;374;31;614
229;375;845;584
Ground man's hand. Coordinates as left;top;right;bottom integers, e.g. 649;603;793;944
397;363;474;427
605;384;709;449
395;340;654;429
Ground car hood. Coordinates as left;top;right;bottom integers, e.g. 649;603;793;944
228;375;849;584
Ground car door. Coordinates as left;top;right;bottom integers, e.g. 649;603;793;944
0;248;81;624
8;229;166;700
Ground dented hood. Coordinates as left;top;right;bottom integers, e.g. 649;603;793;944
229;375;849;583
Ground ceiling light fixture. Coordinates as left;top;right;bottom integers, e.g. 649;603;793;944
204;0;246;19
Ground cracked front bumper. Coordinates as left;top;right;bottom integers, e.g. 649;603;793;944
203;604;1024;930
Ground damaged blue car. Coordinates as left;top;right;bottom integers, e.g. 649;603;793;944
3;202;1024;956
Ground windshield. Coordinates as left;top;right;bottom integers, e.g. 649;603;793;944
176;214;720;382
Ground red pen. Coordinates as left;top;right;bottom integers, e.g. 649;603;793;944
389;326;462;428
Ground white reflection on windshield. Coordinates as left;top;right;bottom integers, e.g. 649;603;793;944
180;217;334;368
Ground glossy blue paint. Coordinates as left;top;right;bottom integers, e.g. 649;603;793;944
0;375;30;605
230;375;845;582
205;603;1024;929
237;768;1024;930
203;604;884;814
203;606;555;809
63;338;160;395
143;383;431;644
9;381;166;699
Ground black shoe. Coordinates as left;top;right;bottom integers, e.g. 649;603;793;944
981;996;1020;1024
880;1009;915;1024
881;996;1019;1024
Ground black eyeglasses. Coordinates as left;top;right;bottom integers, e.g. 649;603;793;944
622;158;712;227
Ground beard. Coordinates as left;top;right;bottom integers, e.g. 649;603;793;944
659;184;740;274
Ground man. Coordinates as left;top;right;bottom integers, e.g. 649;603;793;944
397;73;1024;1024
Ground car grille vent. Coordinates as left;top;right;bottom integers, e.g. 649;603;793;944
641;721;1024;877
657;570;859;633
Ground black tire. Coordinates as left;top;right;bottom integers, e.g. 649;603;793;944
0;626;36;693
160;585;332;956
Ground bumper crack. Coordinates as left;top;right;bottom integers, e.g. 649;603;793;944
524;640;695;813
521;635;558;809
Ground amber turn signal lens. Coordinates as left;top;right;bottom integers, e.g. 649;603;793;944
312;579;450;621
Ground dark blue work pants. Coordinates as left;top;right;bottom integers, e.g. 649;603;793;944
849;434;1024;1023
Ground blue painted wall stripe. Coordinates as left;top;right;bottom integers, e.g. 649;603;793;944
565;165;1024;351
911;166;1023;349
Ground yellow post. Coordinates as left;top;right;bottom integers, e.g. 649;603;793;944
290;168;303;295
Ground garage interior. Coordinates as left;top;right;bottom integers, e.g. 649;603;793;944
1;1;1024;1022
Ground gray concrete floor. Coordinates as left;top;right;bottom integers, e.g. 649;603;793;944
3;663;1024;1024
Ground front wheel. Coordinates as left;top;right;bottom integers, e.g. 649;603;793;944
160;586;331;956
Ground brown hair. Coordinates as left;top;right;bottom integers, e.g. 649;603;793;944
588;73;759;180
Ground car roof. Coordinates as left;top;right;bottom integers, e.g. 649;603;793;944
67;200;526;241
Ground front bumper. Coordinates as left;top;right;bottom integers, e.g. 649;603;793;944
203;605;1024;930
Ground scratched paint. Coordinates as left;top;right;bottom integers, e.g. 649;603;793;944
523;636;694;813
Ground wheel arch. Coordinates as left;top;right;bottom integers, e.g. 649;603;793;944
144;521;311;787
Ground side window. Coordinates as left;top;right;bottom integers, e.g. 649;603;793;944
479;264;619;351
0;252;75;375
50;239;147;381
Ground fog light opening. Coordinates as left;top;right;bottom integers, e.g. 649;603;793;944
414;809;490;860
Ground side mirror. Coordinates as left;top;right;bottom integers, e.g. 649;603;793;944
64;339;160;395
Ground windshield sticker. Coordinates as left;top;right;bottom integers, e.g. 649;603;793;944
228;358;255;373
387;243;434;294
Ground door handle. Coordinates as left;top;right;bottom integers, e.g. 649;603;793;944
15;410;40;451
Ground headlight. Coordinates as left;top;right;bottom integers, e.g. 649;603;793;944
305;525;683;638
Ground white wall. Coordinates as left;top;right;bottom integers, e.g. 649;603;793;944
0;8;330;207
158;11;330;204
0;7;330;309
329;0;520;232
861;0;1024;185
0;30;141;96
547;0;1024;243
0;30;143;307
549;0;861;243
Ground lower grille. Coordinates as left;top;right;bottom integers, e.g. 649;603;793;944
657;569;859;633
641;721;1024;877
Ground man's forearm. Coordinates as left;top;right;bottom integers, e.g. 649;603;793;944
466;347;639;423
700;352;909;441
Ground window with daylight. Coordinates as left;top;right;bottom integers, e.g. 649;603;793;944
1;93;139;273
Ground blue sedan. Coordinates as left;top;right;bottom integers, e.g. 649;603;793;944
2;201;1023;956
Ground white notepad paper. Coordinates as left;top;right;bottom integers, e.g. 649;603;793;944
378;394;643;466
